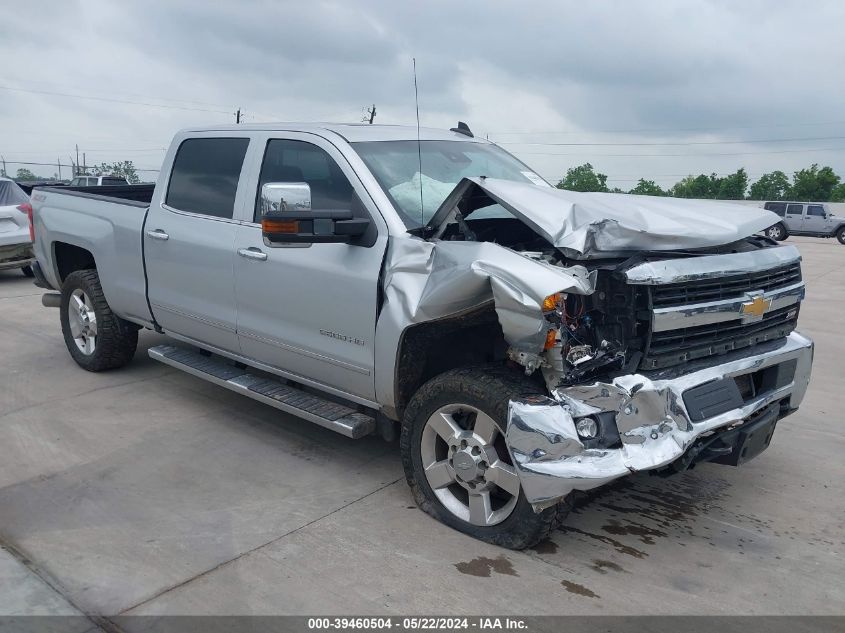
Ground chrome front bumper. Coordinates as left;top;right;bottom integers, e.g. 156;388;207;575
506;331;814;508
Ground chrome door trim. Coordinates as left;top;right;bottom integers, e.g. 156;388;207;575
150;302;236;333
237;328;371;375
159;202;246;225
163;331;380;409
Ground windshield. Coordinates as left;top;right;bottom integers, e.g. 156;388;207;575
0;179;29;206
352;140;547;228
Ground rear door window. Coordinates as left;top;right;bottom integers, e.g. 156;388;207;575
786;204;804;216
166;137;250;219
806;205;826;217
765;202;786;216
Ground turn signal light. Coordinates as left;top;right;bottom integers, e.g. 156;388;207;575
544;328;558;350
542;292;562;312
262;218;299;233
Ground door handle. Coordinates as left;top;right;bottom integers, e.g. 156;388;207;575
146;229;169;241
238;247;268;261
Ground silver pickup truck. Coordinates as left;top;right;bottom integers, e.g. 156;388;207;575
30;123;814;549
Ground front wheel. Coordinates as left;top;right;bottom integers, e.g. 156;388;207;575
766;223;787;241
400;366;570;549
60;269;138;371
837;226;845;245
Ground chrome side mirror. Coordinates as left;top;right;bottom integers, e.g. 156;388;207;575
259;182;311;217
259;181;370;245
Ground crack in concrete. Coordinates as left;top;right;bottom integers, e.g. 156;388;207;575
0;371;173;423
0;540;112;632
117;477;404;615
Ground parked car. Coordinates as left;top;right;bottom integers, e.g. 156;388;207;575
17;180;68;196
0;177;35;277
763;201;845;243
29;124;814;549
68;174;130;187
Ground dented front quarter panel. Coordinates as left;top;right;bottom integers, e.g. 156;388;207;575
507;331;814;507
374;237;596;414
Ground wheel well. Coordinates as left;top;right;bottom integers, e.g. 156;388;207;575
394;304;518;420
54;242;96;282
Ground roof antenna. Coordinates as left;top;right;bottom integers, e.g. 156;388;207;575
413;57;424;225
450;121;473;137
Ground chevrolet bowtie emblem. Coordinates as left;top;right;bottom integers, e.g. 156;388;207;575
740;295;772;321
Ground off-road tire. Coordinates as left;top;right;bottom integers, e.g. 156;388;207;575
21;265;34;278
60;269;138;371
766;223;788;241
837;226;845;245
400;365;571;549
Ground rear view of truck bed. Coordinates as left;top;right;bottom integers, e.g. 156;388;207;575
30;184;156;327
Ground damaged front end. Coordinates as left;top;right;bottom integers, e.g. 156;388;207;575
379;175;814;510
500;240;813;509
508;331;813;509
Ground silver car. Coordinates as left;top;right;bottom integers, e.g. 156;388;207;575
0;177;35;277
764;201;845;244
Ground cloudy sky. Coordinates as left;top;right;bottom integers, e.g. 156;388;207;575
1;0;844;189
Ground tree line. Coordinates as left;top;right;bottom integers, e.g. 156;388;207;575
557;163;845;202
5;161;141;184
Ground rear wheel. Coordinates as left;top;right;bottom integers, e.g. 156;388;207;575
60;269;138;371
766;223;787;241
21;265;34;278
837;226;845;245
401;366;570;549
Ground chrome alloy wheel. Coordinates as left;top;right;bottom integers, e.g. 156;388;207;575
420;404;520;526
67;288;97;355
766;225;784;240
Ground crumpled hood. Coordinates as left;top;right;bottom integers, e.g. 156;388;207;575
432;177;780;258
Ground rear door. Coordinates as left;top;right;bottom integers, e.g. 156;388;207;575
785;203;804;231
145;135;251;353
232;133;387;401
764;202;786;218
803;204;829;234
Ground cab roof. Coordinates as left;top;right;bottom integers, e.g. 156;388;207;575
178;123;490;144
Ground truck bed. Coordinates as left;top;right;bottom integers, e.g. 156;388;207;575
39;183;156;205
32;185;154;327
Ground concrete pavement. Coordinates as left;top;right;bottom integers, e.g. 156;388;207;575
0;237;842;618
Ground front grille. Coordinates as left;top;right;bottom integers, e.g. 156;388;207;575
641;304;799;370
650;262;801;308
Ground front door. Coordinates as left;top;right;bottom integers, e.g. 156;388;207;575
802;204;829;234
145;136;250;353
233;135;387;400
